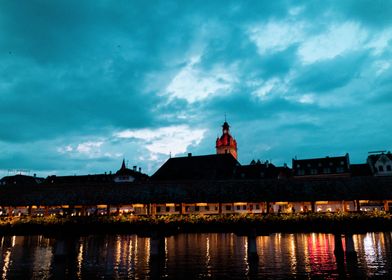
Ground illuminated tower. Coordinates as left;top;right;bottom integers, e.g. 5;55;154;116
216;121;238;159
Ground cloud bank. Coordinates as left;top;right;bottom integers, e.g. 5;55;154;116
1;0;391;176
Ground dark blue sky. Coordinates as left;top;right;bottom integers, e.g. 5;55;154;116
1;1;391;176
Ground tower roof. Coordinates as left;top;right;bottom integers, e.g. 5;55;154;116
222;121;230;130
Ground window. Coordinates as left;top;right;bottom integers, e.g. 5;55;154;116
340;161;345;165
336;167;344;173
310;169;318;175
236;205;240;210
323;168;331;174
379;166;384;172
225;205;231;211
255;204;260;210
242;205;247;210
195;206;200;211
318;163;322;167
387;165;392;171
166;207;170;212
175;206;180;212
205;206;210;211
156;206;161;213
307;163;311;167
297;169;305;176
297;164;301;168
329;162;333;166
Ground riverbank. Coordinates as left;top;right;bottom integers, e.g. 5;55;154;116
1;212;391;236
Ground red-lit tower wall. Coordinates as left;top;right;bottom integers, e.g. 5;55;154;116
216;121;238;159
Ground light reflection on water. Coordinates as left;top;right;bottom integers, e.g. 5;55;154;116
1;232;392;279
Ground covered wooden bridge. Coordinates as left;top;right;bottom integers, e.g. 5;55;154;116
1;176;392;216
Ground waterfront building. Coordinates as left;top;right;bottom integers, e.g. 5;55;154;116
235;159;291;179
367;151;392;176
292;154;351;178
350;163;373;177
114;159;148;183
152;153;239;180
1;121;392;217
0;174;44;187
216;121;238;159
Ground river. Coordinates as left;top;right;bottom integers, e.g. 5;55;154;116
1;232;391;279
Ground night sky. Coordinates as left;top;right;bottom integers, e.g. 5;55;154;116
1;1;391;177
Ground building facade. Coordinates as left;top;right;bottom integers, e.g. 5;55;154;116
367;152;392;176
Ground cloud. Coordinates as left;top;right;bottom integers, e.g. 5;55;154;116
248;21;305;55
164;55;237;103
1;1;392;177
298;22;367;64
115;125;206;157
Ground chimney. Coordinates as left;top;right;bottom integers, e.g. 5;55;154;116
133;166;137;171
139;167;141;173
33;173;36;177
188;153;192;157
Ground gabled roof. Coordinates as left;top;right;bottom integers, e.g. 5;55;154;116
115;159;149;180
151;153;240;181
367;152;392;165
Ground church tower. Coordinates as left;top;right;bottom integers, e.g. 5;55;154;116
216;120;238;159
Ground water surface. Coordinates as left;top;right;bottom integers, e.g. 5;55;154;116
1;232;392;279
